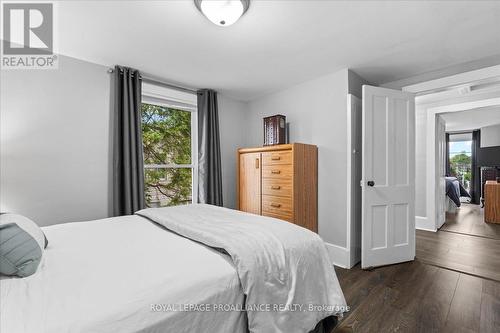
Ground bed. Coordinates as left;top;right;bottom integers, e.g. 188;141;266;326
0;204;346;333
445;176;471;212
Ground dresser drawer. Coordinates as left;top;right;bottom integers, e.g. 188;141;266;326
262;151;292;165
262;178;292;197
262;211;294;222
262;195;293;220
262;164;293;179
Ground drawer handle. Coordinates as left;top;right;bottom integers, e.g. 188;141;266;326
271;155;281;160
271;170;281;174
271;185;281;190
270;203;281;208
255;158;260;169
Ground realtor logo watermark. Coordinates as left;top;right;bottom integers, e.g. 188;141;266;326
1;2;57;69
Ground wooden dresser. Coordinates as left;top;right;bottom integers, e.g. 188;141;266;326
237;143;318;232
484;180;500;223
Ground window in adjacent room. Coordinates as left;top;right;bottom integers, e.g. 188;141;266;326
141;83;198;207
449;132;472;192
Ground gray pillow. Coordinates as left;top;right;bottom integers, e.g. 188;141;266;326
0;214;47;277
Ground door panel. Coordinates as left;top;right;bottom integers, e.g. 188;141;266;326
362;85;415;269
393;203;409;246
372;96;388;187
436;115;446;228
394;100;410;186
371;205;388;249
239;152;261;214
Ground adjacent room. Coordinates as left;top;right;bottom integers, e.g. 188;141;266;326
442;110;500;238
1;1;500;332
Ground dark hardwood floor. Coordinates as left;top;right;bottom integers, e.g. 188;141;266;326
440;203;500;240
333;260;500;333
332;205;500;332
416;229;500;281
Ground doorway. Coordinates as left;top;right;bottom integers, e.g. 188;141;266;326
403;64;500;231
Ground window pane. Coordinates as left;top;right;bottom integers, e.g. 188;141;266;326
449;140;472;191
142;103;191;165
145;168;192;207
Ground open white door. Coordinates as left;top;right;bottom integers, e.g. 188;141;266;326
361;85;415;269
435;115;447;229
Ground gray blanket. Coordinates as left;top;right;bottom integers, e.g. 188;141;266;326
445;177;471;207
136;204;347;333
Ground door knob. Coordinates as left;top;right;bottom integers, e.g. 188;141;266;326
367;181;375;187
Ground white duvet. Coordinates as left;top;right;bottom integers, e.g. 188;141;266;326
0;215;246;333
137;204;347;333
1;204;346;333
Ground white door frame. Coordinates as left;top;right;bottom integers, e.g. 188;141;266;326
403;65;500;231
424;96;500;230
346;94;362;268
435;115;446;229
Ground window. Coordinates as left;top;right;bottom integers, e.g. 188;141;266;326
448;133;472;192
141;83;197;207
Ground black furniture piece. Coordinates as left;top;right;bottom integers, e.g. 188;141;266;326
480;166;500;207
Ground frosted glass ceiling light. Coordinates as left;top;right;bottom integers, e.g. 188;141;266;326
195;0;250;27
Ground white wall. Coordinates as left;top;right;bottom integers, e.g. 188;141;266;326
244;69;350;250
415;105;428;218
0;54;247;226
1;55;112;226
481;123;500;147
218;95;248;209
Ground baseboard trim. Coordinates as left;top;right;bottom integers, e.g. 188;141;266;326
416;226;437;232
416;216;437;232
324;242;350;268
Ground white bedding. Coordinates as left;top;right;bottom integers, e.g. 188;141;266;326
0;215;246;333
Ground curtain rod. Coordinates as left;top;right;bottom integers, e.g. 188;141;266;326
107;68;198;94
447;130;478;135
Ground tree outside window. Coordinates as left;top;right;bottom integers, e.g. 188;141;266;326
141;103;193;207
449;140;472;191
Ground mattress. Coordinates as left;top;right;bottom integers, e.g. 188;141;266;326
0;215;246;333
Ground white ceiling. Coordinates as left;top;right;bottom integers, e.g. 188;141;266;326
52;0;500;101
442;107;500;132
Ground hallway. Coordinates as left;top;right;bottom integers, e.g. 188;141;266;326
333;205;500;332
334;260;500;333
440;203;500;240
416;203;500;281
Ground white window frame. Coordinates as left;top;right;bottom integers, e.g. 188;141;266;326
141;82;198;205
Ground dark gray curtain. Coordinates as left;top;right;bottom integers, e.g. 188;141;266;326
445;133;450;176
197;89;223;206
471;130;480;204
112;65;145;216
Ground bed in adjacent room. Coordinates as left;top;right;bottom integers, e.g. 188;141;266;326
0;204;346;333
445;176;471;213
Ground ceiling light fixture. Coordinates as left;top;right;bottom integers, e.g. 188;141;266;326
194;0;250;27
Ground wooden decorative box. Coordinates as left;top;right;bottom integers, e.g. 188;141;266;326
263;115;286;146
